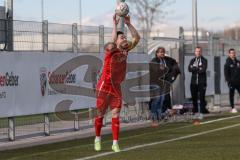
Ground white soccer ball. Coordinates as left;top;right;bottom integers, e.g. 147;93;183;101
115;2;129;17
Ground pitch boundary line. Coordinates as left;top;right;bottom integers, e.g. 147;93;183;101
76;122;240;160
75;115;240;160
200;115;240;124
8;123;190;160
8;114;240;160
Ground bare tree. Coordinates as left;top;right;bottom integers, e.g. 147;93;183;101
128;0;174;37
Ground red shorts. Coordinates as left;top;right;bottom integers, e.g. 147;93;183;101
96;80;122;110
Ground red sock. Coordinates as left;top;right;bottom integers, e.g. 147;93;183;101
112;117;120;140
95;117;103;137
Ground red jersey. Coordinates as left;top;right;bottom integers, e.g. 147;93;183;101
100;48;127;85
96;41;136;109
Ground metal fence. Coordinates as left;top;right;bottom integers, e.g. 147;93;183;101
0;19;240;55
0;19;147;53
0;107;149;142
13;20;43;51
184;38;240;57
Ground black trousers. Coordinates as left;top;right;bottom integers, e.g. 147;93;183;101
229;84;240;108
190;83;207;113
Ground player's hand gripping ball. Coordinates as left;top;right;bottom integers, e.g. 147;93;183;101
115;2;129;17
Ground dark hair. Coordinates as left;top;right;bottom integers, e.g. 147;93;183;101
117;31;124;37
229;48;235;53
195;46;202;50
156;47;166;54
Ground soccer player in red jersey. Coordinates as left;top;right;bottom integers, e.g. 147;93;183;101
94;14;140;152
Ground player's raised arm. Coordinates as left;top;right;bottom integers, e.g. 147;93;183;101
124;15;140;51
112;13;119;43
103;14;119;53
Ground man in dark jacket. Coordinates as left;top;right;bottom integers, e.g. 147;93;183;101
224;48;240;113
149;47;180;125
188;47;209;114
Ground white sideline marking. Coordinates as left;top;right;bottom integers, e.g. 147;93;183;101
8;124;190;160
200;115;240;125
8;115;240;160
76;123;240;160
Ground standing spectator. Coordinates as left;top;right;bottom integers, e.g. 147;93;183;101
188;47;209;114
161;52;181;113
224;48;240;113
149;47;180;126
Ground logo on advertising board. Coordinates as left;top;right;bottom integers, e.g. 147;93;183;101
48;71;76;85
40;67;77;96
0;71;19;99
0;71;19;87
40;67;48;97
